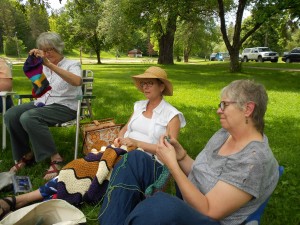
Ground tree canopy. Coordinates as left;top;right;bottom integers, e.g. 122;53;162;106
1;0;299;71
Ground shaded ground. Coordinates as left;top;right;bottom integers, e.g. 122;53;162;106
244;66;300;72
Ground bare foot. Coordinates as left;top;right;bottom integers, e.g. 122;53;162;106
43;161;64;180
9;152;34;173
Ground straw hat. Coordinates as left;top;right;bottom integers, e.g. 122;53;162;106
132;66;173;96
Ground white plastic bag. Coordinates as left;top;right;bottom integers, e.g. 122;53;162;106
0;199;86;225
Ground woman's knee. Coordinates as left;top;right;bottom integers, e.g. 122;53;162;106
19;110;38;128
4;106;19;124
127;150;148;162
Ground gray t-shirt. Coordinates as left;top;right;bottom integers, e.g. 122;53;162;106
188;128;279;225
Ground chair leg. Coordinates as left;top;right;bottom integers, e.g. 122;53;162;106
1;96;7;151
74;99;81;159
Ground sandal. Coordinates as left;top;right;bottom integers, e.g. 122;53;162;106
9;156;35;173
0;196;16;220
43;161;64;180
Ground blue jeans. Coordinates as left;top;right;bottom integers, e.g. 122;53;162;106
98;151;220;225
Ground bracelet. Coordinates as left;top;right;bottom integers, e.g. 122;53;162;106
177;150;187;161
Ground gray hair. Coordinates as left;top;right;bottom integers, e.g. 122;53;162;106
221;80;268;134
36;32;64;54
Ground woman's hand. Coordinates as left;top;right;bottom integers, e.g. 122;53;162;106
113;138;121;148
156;135;178;168
117;137;137;149
167;136;187;161
28;49;51;67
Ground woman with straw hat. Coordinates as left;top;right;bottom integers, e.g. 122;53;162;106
114;66;186;160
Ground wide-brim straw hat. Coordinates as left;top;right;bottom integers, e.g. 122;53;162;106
132;66;173;96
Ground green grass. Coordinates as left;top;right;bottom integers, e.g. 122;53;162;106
1;61;299;225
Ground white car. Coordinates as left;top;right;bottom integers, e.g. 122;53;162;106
242;47;278;63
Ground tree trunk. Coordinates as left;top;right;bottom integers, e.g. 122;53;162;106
157;14;177;65
184;48;190;63
229;51;241;72
96;49;102;64
158;33;175;64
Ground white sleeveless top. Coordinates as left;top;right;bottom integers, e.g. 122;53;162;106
128;114;152;143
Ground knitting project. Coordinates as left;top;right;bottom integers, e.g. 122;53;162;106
57;145;128;206
57;145;172;206
145;165;171;197
23;55;51;98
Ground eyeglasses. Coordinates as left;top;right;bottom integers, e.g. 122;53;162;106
218;101;237;111
140;81;154;88
41;48;55;54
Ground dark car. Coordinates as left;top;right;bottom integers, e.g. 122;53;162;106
282;47;300;63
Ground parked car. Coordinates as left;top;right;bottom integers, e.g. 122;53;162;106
282;47;300;63
241;47;278;63
214;52;229;61
210;52;230;61
218;52;230;61
210;53;217;61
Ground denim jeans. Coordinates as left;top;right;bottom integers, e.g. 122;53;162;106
98;150;220;225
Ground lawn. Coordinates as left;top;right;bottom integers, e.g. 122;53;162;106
0;60;299;225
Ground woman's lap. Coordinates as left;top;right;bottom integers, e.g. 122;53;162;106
125;192;220;225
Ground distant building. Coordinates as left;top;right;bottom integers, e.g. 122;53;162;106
128;49;143;58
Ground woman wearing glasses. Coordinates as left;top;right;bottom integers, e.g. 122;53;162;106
114;66;186;159
4;32;82;180
99;79;279;225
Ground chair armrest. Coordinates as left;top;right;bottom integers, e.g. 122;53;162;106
14;94;34;99
76;95;96;100
0;91;16;97
14;94;34;105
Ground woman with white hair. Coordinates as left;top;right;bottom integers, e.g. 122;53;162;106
4;32;82;180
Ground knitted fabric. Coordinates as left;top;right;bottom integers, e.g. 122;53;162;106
23;55;51;98
57;145;128;206
145;165;171;197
